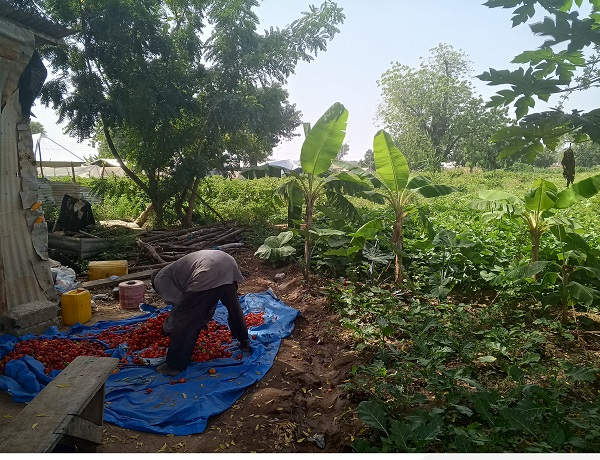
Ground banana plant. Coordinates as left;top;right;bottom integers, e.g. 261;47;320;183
499;230;600;323
368;130;456;284
277;102;350;281
471;175;600;264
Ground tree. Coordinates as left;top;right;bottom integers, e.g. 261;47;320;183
30;121;46;135
377;44;509;171
38;0;345;226
358;148;374;171
336;142;350;160
479;0;600;168
573;141;600;167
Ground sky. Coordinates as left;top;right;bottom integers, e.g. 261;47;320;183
32;0;593;163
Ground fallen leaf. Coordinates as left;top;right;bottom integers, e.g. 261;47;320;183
32;423;38;429
157;443;167;453
182;393;187;399
297;438;305;443
3;415;13;418
36;414;50;417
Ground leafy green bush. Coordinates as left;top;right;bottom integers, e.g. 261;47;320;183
199;176;287;226
254;231;297;263
328;282;600;453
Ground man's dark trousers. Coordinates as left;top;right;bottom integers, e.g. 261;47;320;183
165;282;248;370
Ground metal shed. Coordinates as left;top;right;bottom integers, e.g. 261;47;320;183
0;1;72;334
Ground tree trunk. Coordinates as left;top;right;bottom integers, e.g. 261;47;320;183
183;177;201;228
531;231;540;263
561;268;570;323
393;215;404;285
152;196;165;227
135;202;154;227
530;230;541;281
101;120;170;227
303;197;314;283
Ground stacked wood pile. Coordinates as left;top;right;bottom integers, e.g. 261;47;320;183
136;221;247;264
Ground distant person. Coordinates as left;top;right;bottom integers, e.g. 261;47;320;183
151;250;251;376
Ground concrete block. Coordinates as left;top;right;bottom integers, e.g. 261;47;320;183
5;318;59;336
6;300;58;328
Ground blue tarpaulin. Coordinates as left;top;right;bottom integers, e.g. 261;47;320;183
0;291;300;435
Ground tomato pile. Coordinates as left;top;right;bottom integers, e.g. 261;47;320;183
126;313;171;351
0;338;107;375
0;310;265;374
192;321;233;362
138;346;168;359
245;311;265;327
93;324;135;348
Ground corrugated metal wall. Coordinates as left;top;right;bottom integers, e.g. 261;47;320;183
0;93;49;312
0;22;54;316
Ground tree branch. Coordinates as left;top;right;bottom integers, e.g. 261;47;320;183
101;118;149;195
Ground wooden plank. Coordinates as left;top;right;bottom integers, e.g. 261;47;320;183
81;269;154;289
128;262;169;273
0;356;118;453
55;414;102;445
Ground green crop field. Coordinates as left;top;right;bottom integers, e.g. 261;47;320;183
56;166;600;452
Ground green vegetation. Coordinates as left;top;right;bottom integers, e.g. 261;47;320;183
36;0;345;227
48;165;600;452
331;283;600;453
480;0;600;163
377;44;509;171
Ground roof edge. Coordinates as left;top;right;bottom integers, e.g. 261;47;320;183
0;1;73;45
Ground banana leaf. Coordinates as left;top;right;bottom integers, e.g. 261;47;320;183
300;102;348;176
373;129;409;193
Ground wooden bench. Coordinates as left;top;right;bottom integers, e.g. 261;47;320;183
0;355;118;453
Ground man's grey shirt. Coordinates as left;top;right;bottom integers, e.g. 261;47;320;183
153;250;244;308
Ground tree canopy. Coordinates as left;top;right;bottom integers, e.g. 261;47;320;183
377;44;509;171
32;0;345;226
479;0;600;163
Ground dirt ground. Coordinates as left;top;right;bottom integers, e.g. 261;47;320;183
0;249;363;453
